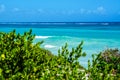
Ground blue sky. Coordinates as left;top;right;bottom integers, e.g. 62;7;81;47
0;0;120;22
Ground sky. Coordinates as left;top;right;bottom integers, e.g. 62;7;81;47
0;0;120;22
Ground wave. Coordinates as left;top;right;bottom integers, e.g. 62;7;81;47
35;36;52;39
44;45;56;48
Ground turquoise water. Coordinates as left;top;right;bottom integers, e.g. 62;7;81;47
0;24;120;68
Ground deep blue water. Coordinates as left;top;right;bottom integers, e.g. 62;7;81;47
0;24;120;68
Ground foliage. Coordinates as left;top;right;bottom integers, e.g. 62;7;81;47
94;48;120;74
0;29;53;79
88;49;120;79
0;29;120;80
0;30;86;79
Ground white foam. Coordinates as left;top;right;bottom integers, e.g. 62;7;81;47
35;36;51;39
44;45;56;48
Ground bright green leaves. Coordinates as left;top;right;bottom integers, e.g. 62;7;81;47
94;49;120;73
59;41;86;64
88;49;120;79
0;29;47;79
0;68;2;75
0;29;119;79
0;54;5;60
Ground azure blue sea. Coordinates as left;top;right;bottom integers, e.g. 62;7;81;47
0;22;120;68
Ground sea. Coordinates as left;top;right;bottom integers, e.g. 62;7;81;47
0;22;120;68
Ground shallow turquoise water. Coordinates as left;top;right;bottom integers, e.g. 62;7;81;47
0;24;120;68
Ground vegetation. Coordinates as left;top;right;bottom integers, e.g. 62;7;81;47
94;48;120;74
0;30;120;80
87;51;120;80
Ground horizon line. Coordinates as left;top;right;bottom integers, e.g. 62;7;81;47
0;22;120;26
0;21;120;23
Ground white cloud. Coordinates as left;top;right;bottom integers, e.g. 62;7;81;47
13;8;20;12
60;11;67;15
37;9;44;13
97;6;104;11
0;4;5;12
80;9;86;14
87;10;92;14
93;6;105;14
78;6;105;15
67;10;75;15
79;8;91;14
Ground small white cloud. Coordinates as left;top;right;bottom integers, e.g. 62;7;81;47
13;8;20;11
78;7;106;15
97;6;104;12
80;8;86;14
93;6;105;14
37;9;44;13
87;10;92;14
67;10;75;15
0;4;5;12
77;7;105;15
60;11;67;15
79;8;92;14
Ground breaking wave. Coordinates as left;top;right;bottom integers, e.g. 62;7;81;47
35;36;52;39
44;45;56;48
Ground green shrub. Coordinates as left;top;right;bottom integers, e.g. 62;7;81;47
88;49;120;79
94;48;120;74
0;30;53;79
0;30;86;79
0;29;120;80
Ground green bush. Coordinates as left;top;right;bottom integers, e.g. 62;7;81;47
94;48;120;74
0;29;54;79
0;29;120;80
88;49;120;79
0;30;86;79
